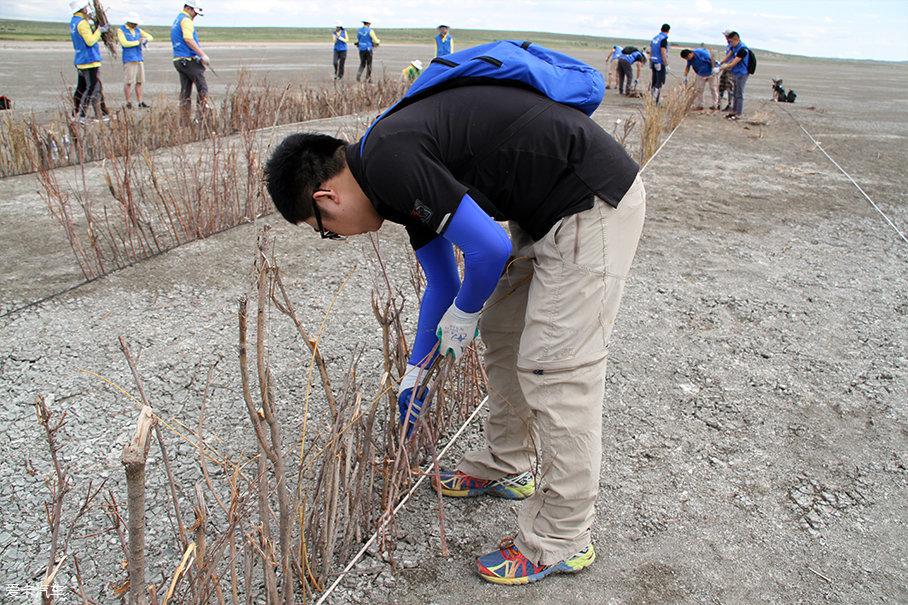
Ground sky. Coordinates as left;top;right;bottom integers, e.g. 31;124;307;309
2;0;907;61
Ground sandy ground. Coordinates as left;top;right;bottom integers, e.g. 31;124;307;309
1;43;906;603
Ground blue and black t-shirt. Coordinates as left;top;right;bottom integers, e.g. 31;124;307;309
346;85;639;250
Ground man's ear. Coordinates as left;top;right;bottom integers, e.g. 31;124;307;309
312;188;338;206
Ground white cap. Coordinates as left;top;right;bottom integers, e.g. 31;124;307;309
362;17;372;24
125;11;141;25
411;60;423;70
335;20;343;27
69;0;90;12
184;0;203;14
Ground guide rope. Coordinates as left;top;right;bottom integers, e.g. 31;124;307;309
772;102;907;245
315;395;489;605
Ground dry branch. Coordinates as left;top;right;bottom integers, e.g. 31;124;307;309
122;406;155;605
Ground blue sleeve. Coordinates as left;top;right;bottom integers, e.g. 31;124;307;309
443;193;512;313
410;236;460;366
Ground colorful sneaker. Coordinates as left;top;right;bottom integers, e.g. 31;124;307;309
476;539;595;585
434;470;535;500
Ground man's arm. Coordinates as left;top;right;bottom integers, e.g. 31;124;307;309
181;17;207;61
117;28;135;47
77;18;102;46
140;28;154;42
370;30;381;46
409;237;460;367
721;53;744;70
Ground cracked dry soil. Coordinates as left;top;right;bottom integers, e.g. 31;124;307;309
0;44;906;604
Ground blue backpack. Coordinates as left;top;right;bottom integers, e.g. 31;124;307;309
361;40;605;153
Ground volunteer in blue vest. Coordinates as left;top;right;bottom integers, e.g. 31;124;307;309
605;45;621;90
332;22;348;80
70;0;110;123
171;1;209;124
650;23;670;102
435;25;453;57
264;71;645;584
680;47;718;110
616;47;645;95
718;30;750;120
118;12;153;109
356;19;381;82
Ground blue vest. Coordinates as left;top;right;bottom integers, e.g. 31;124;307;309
435;33;452;56
729;41;749;76
333;29;347;51
619;50;643;64
120;25;144;63
610;45;622;61
171;12;200;59
357;26;373;51
651;31;668;64
71;14;101;67
688;48;713;76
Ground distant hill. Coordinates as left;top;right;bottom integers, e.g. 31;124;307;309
3;18;900;64
2;19;625;47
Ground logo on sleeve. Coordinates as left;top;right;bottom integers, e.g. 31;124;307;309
411;199;433;225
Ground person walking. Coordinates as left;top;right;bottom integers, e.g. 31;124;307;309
332;22;348;80
171;0;209;125
680;47;718;110
649;23;670;102
605;45;622;90
356;19;381;82
718;30;751;120
118;12;153;109
264;77;645;585
69;0;109;123
616;47;645;95
435;24;453;57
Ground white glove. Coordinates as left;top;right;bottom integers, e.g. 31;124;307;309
399;363;424;392
98;24;109;33
436;304;480;360
200;53;210;65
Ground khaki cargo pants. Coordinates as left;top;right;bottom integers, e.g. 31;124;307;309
458;175;646;565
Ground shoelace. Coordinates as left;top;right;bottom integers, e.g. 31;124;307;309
498;538;521;558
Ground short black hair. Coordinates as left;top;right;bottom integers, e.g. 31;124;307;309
680;49;692;59
263;133;347;224
661;23;671;32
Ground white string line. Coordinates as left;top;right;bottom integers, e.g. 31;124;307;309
315;395;489;605
774;103;908;245
640;119;685;174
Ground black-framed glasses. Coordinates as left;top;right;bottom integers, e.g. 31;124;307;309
312;189;345;240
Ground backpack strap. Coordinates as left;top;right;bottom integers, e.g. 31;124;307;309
464;97;555;173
